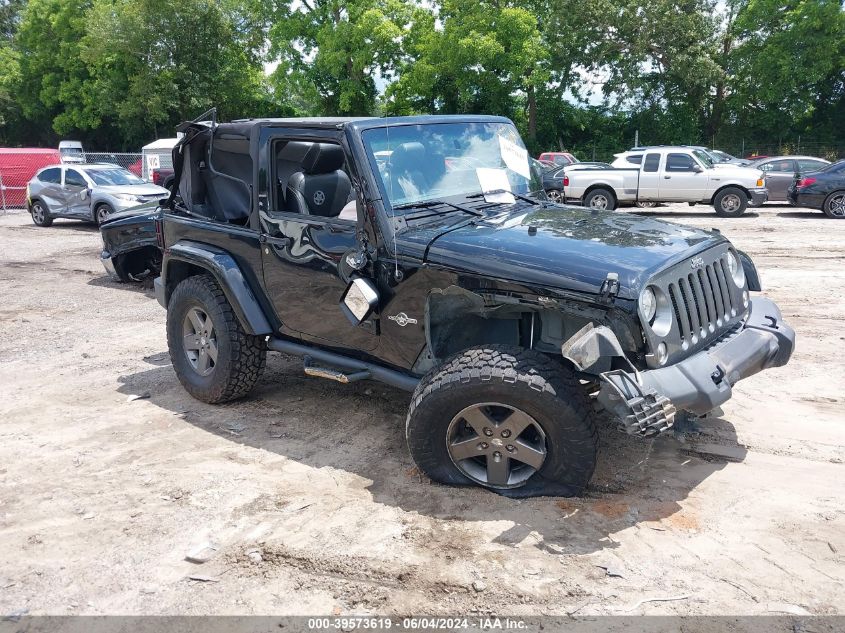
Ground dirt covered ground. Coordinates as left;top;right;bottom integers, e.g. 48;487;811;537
0;202;843;617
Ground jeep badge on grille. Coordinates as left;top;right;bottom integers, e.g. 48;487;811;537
690;256;705;270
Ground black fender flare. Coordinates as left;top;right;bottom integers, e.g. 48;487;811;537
737;249;762;292
163;240;272;335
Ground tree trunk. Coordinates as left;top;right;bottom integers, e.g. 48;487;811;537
527;84;537;141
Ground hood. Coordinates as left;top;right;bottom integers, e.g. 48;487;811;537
709;164;764;180
103;201;160;222
96;183;170;197
400;205;725;299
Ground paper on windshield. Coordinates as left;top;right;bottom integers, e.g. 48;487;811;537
476;167;515;204
498;135;530;179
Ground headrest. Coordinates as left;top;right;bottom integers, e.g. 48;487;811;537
303;143;346;174
389;142;426;171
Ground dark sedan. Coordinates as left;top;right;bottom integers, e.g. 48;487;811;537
747;155;830;203
541;162;611;202
787;160;845;218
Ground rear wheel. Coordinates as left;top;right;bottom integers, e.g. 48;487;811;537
584;188;616;211
635;201;657;208
822;191;845;219
30;201;53;227
713;187;748;217
546;189;563;203
167;274;266;403
406;346;597;496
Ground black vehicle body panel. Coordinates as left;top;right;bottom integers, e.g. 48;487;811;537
408;206;722;300
100;203;160;258
99;203;162;281
787;161;845;209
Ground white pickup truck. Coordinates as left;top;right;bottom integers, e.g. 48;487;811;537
564;147;768;216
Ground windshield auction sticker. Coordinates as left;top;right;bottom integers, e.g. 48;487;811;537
498;135;530;179
476;167;515;203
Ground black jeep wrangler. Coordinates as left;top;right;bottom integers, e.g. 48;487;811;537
152;113;795;496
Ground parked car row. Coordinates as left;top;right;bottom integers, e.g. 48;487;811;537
537;145;842;218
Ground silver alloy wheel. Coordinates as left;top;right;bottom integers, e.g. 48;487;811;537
589;194;609;210
546;189;562;202
721;193;742;213
636;201;657;208
446;402;547;488
32;202;45;224
182;307;218;377
96;205;111;224
828;194;845;217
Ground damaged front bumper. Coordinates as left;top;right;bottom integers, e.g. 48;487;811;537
592;297;794;436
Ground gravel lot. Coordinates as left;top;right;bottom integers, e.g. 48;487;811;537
0;203;843;617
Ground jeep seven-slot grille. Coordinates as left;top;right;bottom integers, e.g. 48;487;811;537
666;258;736;349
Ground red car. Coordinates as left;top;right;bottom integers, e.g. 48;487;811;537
537;151;578;166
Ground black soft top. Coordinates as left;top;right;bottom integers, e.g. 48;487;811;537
176;114;513;140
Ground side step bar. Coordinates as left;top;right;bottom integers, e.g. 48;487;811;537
267;338;420;392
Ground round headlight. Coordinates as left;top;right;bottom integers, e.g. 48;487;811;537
640;286;657;323
727;251;745;287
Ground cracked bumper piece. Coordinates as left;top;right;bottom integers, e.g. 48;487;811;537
749;188;768;206
598;297;795;436
154;276;166;308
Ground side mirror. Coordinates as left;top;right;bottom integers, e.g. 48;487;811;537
692;164;703;173
81;188;89;200
340;276;379;325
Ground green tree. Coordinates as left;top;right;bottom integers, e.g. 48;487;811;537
385;0;550;144
14;0;96;142
268;0;414;115
81;0;276;147
723;0;845;144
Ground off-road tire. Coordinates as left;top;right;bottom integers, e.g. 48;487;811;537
822;191;845;219
406;346;598;497
94;203;114;226
584;188;616;211
167;274;266;403
713;187;748;217
30;200;53;227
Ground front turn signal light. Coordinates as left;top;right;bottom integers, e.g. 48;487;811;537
756;178;764;187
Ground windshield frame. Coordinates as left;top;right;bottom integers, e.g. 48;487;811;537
692;149;714;169
360;121;546;215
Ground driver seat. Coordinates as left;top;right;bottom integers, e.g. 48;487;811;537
285;144;351;218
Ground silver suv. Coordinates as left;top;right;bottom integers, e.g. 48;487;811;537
26;163;169;226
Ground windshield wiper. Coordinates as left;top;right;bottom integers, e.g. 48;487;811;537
466;190;540;205
392;199;484;216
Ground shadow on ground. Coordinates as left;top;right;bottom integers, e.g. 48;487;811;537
116;352;746;556
632;209;760;220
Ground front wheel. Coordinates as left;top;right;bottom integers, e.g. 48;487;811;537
546;189;563;203
713;187;748;217
406;346;597;497
30;201;53;227
635;201;657;208
584;188;616;211
94;203;114;226
822;191;845;219
167;274;266;403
